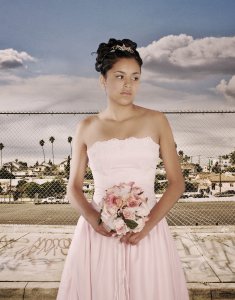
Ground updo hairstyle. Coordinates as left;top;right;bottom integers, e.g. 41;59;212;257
92;38;143;78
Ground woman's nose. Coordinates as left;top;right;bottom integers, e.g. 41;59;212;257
124;79;131;87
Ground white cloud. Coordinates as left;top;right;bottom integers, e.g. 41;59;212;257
0;48;36;70
0;72;231;112
0;74;106;112
216;75;235;103
138;34;235;80
1;35;235;113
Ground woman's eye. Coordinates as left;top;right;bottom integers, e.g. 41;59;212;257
116;76;139;80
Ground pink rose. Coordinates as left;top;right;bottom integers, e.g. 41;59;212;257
127;196;141;207
114;218;127;235
114;196;123;208
106;194;119;207
122;207;136;220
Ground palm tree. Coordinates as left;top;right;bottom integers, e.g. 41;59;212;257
39;140;45;163
0;143;4;168
49;136;55;164
68;136;72;158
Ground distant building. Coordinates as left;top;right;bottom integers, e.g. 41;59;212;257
33;162;51;173
58;160;67;172
209;174;235;194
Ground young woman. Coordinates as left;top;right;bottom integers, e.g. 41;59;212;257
57;38;189;300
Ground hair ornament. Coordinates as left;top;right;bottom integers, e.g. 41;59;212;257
110;44;134;53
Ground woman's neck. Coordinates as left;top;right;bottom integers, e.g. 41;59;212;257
100;103;137;122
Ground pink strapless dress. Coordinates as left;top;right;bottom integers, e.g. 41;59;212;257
57;136;189;300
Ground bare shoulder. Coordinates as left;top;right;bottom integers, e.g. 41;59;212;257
74;115;100;149
140;107;167;125
74;115;95;144
149;109;169;126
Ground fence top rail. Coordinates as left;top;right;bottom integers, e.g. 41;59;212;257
0;110;235;115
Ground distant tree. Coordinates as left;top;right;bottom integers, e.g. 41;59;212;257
154;181;161;193
185;181;198;192
226;166;235;172
178;150;184;157
25;182;41;198
195;164;203;173
13;190;21;201
49;136;55;164
65;155;71;179
0;167;15;179
39;140;46;163
155;174;166;180
212;162;221;173
68;136;73;158
84;166;93;180
44;166;53;176
16;180;27;188
230;151;235;164
40;179;66;198
0;143;4;167
18;161;27;170
183;169;190;177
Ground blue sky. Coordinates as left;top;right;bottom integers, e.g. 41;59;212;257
0;0;235;112
1;0;235;77
0;0;235;164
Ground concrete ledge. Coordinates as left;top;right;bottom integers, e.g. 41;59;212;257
24;282;59;300
0;282;59;300
0;282;26;300
0;282;235;299
188;283;235;299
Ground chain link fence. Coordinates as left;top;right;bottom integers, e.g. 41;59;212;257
0;111;234;226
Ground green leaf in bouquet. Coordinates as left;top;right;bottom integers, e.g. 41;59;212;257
124;219;138;229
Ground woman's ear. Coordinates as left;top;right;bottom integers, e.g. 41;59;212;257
99;75;106;89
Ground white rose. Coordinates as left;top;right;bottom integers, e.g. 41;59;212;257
135;202;150;217
113;218;127;235
132;218;145;233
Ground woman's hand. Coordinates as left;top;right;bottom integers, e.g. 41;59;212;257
86;209;115;238
119;223;152;245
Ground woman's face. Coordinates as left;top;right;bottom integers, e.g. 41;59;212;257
100;58;141;105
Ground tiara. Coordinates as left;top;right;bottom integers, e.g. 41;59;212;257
110;44;134;53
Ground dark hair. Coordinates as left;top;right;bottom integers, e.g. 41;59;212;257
92;38;143;77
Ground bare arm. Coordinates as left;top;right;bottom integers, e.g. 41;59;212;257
66;119;95;220
146;112;185;229
66;119;113;237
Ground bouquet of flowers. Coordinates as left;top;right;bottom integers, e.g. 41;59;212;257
97;181;150;236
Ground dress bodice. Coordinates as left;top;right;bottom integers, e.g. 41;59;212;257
87;136;160;211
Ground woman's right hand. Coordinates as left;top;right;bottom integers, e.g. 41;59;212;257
86;208;115;237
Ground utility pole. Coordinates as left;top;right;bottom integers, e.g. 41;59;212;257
9;162;12;202
219;155;222;194
198;155;201;166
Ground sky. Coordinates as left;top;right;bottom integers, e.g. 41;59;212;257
0;0;235;112
0;0;235;165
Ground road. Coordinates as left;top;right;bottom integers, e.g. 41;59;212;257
0;201;234;226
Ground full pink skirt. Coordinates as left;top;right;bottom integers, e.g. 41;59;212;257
57;216;189;300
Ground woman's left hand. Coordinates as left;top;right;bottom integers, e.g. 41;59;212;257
120;223;152;245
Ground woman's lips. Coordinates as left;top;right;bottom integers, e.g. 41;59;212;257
121;92;132;95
